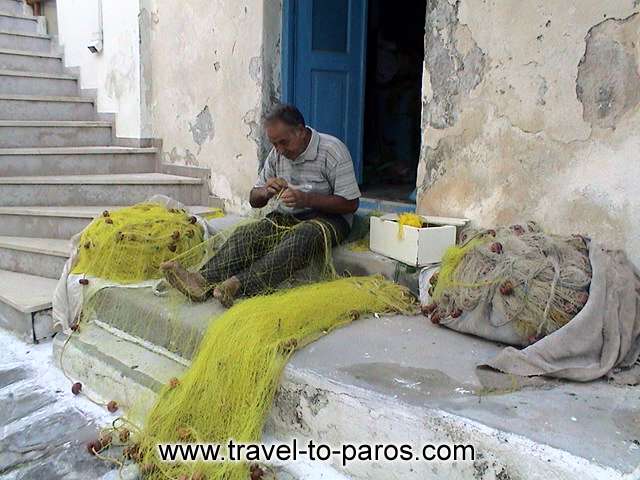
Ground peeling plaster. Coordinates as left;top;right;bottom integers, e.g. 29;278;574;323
249;56;262;84
243;107;270;166
163;146;197;166
576;13;640;129
139;0;280;214
417;1;640;265
422;0;486;129
188;105;215;153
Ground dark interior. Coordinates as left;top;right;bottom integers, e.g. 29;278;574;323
361;0;426;203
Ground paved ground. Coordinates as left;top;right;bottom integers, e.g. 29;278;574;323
0;328;349;480
0;328;127;480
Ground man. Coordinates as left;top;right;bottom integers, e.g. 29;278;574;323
162;103;361;306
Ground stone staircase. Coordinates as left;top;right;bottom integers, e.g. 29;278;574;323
0;0;212;342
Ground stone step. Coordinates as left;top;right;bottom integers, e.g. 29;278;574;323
0;146;156;176
0;0;26;16
0;94;96;121
0;205;222;239
53;308;640;480
54;322;188;423
0;69;78;96
0;48;62;73
0;120;112;147
0;268;57;341
0;173;205;206
76;243;416;364
0;30;51;52
0;12;38;34
0;235;68;278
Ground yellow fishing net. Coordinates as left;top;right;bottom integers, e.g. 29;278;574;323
132;276;414;479
71;203;222;284
396;212;424;239
74;207;346;360
425;224;592;341
60;200;417;479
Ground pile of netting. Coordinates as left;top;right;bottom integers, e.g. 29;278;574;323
72;204;353;360
122;276;414;479
423;222;592;343
396;212;425;240
72;203;213;284
60;201;418;479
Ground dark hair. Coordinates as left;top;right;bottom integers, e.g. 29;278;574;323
263;103;305;128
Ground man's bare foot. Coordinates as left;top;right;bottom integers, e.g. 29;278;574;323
213;276;241;308
160;260;210;302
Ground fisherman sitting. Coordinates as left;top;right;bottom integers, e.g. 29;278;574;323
161;103;361;306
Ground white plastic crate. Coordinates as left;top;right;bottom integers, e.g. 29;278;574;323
369;213;469;267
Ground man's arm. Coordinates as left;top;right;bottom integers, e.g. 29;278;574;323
251;148;285;208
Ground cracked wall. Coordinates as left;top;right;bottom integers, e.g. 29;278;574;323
417;1;640;265
139;0;281;212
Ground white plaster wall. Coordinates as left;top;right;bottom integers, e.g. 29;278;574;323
56;0;142;138
417;1;640;265
139;0;281;213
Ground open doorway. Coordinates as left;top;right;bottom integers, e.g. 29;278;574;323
361;0;426;203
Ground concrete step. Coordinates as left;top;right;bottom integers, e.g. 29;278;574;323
0;205;223;239
54;322;187;421
0;146;156;175
0;120;112;147
0;268;57;341
0;94;96;121
0;235;68;278
0;12;38;34
0;48;63;73
0;0;26;16
0;30;51;52
0;69;78;96
73;239;416;364
53;307;640;480
0;173;205;206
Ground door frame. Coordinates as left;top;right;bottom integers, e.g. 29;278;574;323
281;0;368;182
281;0;297;104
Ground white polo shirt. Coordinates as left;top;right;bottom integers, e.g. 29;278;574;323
255;127;361;226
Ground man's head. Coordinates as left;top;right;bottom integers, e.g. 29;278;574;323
263;103;309;160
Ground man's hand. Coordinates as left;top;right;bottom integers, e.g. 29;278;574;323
249;177;288;208
280;187;308;208
265;177;288;198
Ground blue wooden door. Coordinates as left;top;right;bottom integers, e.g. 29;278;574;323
283;0;367;182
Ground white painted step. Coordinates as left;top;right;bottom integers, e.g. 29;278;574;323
0;235;68;278
0;69;78;96
0;172;201;185
0;93;91;102
0;205;222;238
0;0;26;16
0;94;96;120
0;47;63;73
0;30;51;52
0;268;57;341
0;267;56;313
0;12;39;34
0;145;157;175
0;69;76;80
0;173;205;206
0;120;113;147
